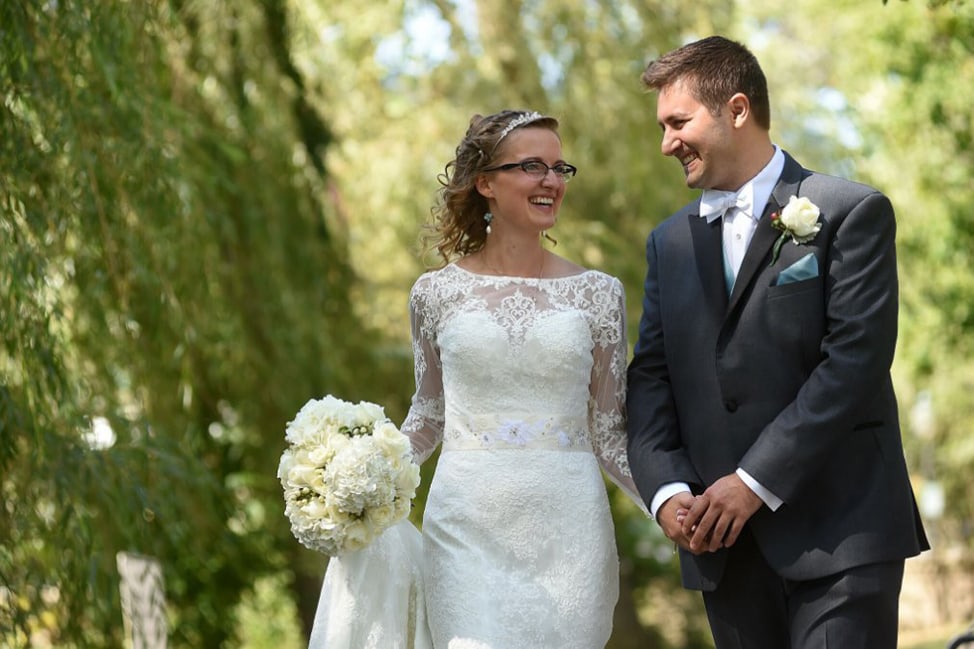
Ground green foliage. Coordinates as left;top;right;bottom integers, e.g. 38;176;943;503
1;0;382;645
872;1;974;555
232;573;304;649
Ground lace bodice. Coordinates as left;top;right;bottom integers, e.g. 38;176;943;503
401;263;640;502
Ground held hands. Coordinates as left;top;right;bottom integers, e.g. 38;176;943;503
681;473;763;553
656;492;697;553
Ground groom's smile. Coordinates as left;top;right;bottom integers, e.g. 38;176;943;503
655;80;742;191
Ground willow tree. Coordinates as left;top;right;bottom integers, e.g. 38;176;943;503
1;0;380;645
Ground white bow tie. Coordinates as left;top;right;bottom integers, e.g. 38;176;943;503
699;186;754;221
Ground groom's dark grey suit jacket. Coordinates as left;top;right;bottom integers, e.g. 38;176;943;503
626;152;929;590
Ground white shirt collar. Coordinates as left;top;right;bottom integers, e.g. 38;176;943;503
698;146;785;223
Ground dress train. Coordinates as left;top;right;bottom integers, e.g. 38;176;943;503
307;519;432;649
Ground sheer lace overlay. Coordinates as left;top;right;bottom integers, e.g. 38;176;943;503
402;264;636;493
399;263;641;648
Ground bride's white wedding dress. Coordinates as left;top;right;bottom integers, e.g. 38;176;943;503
309;263;642;649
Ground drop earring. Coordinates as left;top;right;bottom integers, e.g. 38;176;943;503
484;212;493;235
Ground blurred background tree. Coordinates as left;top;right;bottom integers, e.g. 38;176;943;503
2;1;379;645
1;0;971;647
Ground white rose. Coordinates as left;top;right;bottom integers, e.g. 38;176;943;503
372;420;410;455
324;431;351;455
354;401;386;425
287;463;318;488
778;196;822;241
306;444;332;467
277;449;295;481
366;502;398;527
341;518;375;553
395;462;421;496
286;397;341;444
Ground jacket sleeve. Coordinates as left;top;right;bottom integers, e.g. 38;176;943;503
626;229;704;507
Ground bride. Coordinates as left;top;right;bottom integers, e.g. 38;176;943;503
309;109;646;649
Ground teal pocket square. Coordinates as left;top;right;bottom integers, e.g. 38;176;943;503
775;252;818;286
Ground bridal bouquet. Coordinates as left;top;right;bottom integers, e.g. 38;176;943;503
277;395;421;556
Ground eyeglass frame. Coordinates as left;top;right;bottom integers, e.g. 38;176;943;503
481;158;578;183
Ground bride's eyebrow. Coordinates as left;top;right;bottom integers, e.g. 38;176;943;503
519;156;568;164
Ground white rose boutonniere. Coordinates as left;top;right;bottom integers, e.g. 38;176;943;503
770;195;822;265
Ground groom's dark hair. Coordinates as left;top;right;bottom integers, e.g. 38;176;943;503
641;35;771;130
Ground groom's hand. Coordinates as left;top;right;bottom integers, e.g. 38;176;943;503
656;492;698;553
682;473;763;553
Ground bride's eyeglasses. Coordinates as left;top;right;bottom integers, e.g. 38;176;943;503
482;159;578;183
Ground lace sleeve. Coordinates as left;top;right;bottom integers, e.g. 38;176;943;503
588;276;648;515
400;276;445;465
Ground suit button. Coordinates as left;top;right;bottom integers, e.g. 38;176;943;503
724;400;738;413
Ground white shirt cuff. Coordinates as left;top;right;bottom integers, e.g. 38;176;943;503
736;468;783;511
650;482;692;519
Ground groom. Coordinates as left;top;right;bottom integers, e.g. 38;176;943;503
626;36;929;648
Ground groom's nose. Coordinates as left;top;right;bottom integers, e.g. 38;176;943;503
660;128;679;157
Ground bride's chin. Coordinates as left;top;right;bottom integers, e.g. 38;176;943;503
536;214;558;229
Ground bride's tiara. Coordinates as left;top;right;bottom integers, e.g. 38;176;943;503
495;111;545;145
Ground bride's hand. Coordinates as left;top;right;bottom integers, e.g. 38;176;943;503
657;493;699;554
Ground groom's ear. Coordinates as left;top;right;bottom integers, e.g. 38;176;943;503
727;93;750;127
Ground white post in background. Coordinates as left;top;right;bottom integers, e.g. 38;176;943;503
908;390;952;628
910;390;944;525
117;552;168;649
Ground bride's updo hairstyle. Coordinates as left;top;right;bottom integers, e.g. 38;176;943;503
423;109;559;266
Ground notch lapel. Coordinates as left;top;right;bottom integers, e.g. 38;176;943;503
726;153;806;312
726;200;780;311
689;209;728;322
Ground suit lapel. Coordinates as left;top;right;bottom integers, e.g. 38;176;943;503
689;207;728;322
726;200;779;310
726;153;806;312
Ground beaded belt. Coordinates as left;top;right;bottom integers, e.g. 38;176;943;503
442;412;592;452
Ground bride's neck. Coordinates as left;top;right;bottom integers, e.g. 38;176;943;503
476;241;547;278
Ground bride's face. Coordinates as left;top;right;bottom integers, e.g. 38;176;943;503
477;127;567;236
